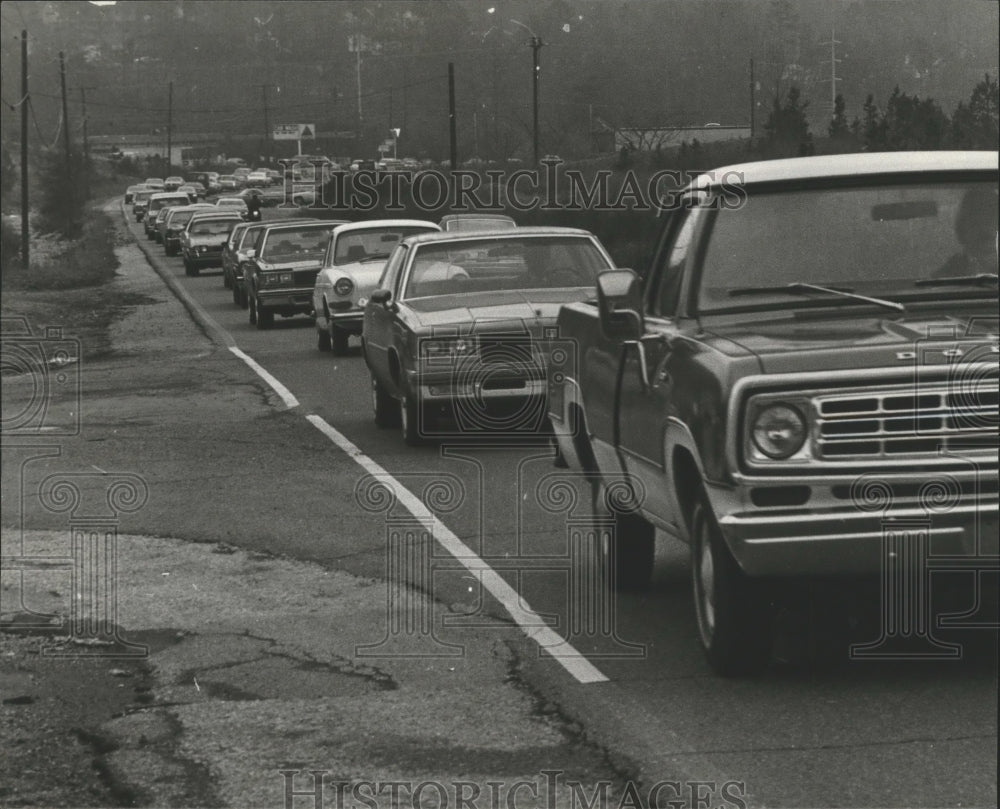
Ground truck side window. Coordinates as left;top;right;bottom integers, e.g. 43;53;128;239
650;206;701;317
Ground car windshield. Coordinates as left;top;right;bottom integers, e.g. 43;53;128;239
261;227;335;261
168;210;197;226
150;197;188;211
332;227;435;265
190;220;236;236
134;191;153;203
403;236;611;299
698;180;999;312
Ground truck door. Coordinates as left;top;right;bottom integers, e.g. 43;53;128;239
617;203;705;524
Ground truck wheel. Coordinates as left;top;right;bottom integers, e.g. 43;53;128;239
592;479;655;591
330;324;350;356
690;493;771;676
400;390;424;446
372;376;399;428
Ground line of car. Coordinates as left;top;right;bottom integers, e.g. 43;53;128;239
124;150;999;676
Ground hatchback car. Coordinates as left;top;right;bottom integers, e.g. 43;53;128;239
180;212;243;276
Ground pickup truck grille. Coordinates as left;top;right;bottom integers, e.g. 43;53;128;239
815;383;998;460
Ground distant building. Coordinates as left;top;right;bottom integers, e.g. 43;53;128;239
615;125;752;151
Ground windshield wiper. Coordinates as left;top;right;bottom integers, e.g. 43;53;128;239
729;282;905;312
914;273;998;288
360;252;392;262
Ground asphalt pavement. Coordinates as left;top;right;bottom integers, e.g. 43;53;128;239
1;199;996;809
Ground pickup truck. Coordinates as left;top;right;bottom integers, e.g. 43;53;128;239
548;151;999;675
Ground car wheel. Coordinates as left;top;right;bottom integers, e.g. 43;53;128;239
165;244;176;257
248;295;257;324
400;389;424;446
232;285;242;307
690;493;771;676
330;323;350;355
254;296;273;329
591;479;655;592
183;259;194;276
372;376;399;428
223;269;232;290
317;323;331;351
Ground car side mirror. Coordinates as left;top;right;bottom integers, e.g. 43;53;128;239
245;249;256;259
370;288;392;307
596;269;644;340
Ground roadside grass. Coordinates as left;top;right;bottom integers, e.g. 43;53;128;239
1;203;148;362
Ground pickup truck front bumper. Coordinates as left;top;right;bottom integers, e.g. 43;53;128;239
709;470;999;577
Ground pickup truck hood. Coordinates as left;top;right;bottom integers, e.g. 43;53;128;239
707;307;999;374
405;289;592;332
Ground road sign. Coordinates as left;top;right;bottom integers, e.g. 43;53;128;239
273;123;316;141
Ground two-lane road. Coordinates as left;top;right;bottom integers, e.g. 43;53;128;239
131;211;997;808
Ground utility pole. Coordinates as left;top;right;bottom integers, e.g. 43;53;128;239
165;81;173;175
820;27;842;116
79;87;95;198
448;62;457;170
20;30;29;269
259;83;273;163
59;52;72;175
530;35;543;165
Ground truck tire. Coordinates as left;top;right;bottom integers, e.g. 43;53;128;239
372;376;399;428
690;492;771;676
592;479;655;591
400;390;424;446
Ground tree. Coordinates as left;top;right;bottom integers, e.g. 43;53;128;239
881;86;950;149
950;74;999;149
861;94;885;150
35;149;86;239
763;86;813;156
828;93;850;140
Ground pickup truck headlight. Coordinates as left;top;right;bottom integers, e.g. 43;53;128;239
751;403;806;459
334;277;354;297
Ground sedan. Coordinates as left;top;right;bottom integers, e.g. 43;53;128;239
243;220;348;329
312;219;440;355
162;204;216;256
439;213;517;232
362;227;616;444
180;212;243;276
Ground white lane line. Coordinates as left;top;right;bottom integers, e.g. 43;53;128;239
229;347;300;409
306;413;609;685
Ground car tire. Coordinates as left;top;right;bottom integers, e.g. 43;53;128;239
330;324;350;356
232;285;242;307
222;269;232;290
183;259;194;276
248;295;257;324
690;492;772;676
165;244;176;257
400;389;424;446
591;479;655;591
372;376;399;428
254;296;273;329
317;324;331;351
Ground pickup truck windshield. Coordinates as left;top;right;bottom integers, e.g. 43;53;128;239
403;236;611;299
699;180;998;312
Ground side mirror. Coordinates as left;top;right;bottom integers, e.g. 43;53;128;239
244;249;256;259
370;288;392;307
596;269;644;340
